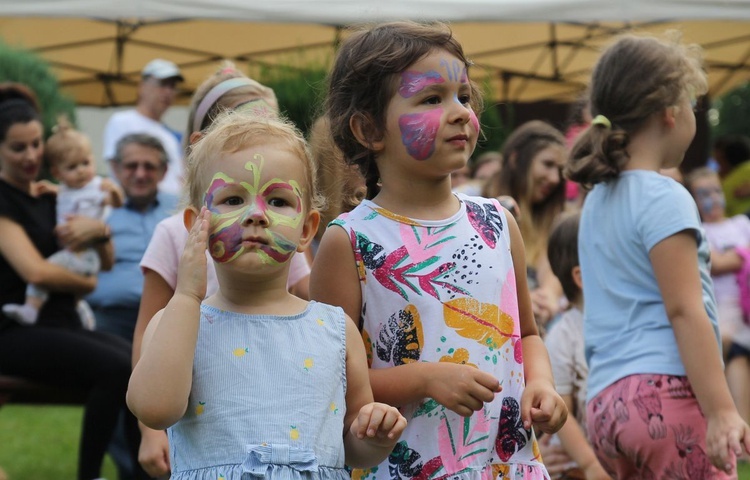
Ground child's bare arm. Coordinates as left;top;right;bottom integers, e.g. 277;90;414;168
506;209;567;434
127;208;209;429
651;230;750;473
100;177;125;208
343;316;406;468
555;394;611;479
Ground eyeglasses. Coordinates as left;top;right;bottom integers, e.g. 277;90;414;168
119;162;163;173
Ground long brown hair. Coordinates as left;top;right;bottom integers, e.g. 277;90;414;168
566;33;707;187
485;120;566;265
326;21;482;199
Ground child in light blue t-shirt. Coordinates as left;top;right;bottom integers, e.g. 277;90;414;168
566;33;750;478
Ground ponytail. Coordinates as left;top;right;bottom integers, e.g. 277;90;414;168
566;121;630;187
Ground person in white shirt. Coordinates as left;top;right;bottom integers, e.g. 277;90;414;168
102;58;185;196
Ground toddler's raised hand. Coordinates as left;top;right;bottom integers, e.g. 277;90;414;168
426;363;502;417
521;379;567;434
176;208;209;302
350;402;407;448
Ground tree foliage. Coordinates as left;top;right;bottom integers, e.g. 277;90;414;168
0;40;77;136
712;82;750;140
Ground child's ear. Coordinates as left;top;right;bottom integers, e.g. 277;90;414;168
296;209;321;253
662;106;677;129
183;206;200;232
571;265;583;291
350;113;384;152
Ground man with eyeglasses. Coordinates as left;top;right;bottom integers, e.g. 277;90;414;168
87;133;178;480
103;59;185;196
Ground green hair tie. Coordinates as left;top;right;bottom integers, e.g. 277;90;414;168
591;115;612;129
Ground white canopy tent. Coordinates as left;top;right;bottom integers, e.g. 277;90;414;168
0;0;748;106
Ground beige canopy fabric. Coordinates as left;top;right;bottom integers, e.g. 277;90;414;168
0;1;748;106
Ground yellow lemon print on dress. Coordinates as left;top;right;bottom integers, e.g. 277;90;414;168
290;425;300;440
330;403;338;414
316;318;324;326
195;401;206;416
233;347;249;357
218;475;226;480
303;358;313;371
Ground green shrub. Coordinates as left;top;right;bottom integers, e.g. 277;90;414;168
0;39;77;136
256;61;328;137
711;82;750;140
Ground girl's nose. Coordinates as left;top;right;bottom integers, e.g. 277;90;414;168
241;203;269;226
448;95;471;124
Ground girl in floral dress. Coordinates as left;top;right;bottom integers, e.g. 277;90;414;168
311;21;566;480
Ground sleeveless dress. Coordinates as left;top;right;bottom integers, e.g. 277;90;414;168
332;194;549;480
168;301;350;480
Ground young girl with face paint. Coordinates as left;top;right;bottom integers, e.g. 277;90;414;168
131;64;312;477
685;167;750;431
311;21;566;479
127;112;407;479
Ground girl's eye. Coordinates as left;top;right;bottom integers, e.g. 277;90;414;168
458;94;471;106
268;198;290;208
10;144;26;153
224;196;244;206
424;96;441;105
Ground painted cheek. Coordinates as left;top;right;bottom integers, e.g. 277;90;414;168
399;109;442;161
208;214;244;263
398;71;444;98
258;232;298;265
469;110;480;134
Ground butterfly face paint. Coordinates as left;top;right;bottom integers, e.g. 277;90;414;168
693;186;726;219
203;153;304;265
396;57;477;161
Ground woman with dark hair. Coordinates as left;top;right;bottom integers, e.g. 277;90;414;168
0;83;146;480
484;120;568;329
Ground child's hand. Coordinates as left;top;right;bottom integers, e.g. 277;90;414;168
350;402;406;447
100;178;125;208
32;179;59;196
705;410;750;474
175;208;209;302
426;363;502;417
521;379;567;434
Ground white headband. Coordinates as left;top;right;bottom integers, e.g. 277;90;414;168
192;78;259;133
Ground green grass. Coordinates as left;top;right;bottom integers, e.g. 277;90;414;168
0;405;749;479
0;405;117;479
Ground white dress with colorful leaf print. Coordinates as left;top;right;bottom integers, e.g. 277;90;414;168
167;302;350;480
332;194;549;480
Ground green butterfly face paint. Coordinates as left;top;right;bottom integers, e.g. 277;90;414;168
203;152;305;265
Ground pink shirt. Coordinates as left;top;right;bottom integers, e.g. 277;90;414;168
140;213;310;296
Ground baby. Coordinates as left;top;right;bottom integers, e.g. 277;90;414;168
3;118;122;328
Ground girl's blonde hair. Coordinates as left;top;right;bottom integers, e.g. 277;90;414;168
185;61;278;151
684;166;719;194
45;115;91;168
566;32;707;187
326;21;482;200
186;111;320;213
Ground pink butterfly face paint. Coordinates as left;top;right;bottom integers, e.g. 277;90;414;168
203;153;304;265
396;57;478;161
399;109;443;161
399;70;444;98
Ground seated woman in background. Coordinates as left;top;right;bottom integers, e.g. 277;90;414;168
0;83;147;480
484;120;568;331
